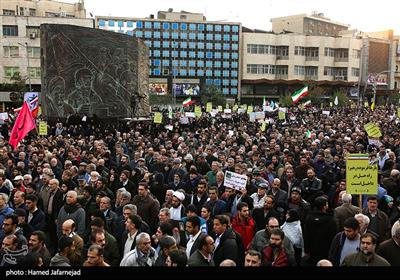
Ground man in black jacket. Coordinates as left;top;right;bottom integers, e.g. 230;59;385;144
187;234;215;266
304;196;338;266
212;215;238;266
252;195;280;231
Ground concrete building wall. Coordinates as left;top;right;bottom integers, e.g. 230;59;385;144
242;32;362;82
0;15;93;85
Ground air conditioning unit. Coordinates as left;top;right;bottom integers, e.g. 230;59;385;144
29;33;36;39
335;75;345;80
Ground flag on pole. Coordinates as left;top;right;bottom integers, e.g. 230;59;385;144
291;86;309;104
303;100;311;107
168;105;173;119
9;102;36;149
182;97;194;107
334;96;339;106
14;96;39;118
305;130;312;138
371;101;375;111
270;100;275;109
263;96;267;107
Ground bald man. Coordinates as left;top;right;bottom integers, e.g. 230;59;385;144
62;219;84;265
57;191;86;238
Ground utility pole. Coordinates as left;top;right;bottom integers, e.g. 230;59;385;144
18;42;32;92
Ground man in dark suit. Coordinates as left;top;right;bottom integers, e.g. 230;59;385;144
212;215;239;266
185;216;206;258
99;196;118;236
120;214;142;258
204;186;226;218
226;187;254;217
25;194;46;232
188;234;215;266
252;195;280;231
266;178;288;209
45;178;64;251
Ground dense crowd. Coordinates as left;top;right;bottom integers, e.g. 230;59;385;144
0;104;400;267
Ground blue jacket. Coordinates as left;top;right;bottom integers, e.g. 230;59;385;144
0;206;14;240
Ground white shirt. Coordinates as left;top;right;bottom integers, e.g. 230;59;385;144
186;230;202;258
124;230;138;257
170;205;183;221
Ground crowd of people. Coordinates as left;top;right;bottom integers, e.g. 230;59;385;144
0;103;400;267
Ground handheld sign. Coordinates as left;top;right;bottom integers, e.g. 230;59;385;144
39;121;48;136
346;154;378;195
224;171;248;191
153;112;163;124
364;123;382;138
206;102;212;113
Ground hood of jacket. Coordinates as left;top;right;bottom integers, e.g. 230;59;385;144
50;253;70;266
309;211;334;225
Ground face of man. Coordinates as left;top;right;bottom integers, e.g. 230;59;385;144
360;236;375;255
244;254;261;267
2;218;14;235
367;199;378;212
95;233;106;248
344;227;359;240
138;186;147;198
28;235;42;251
200;207;210;220
286;169;294;178
1;237;16;252
197;184;206;195
204;236;215;254
171;196;181;208
290;191;301;202
137;237;151;254
165;191;173;202
208;190;218;201
158;211;169;223
269;234;283;248
264;197;273;210
99;198;109;211
267;220;280;233
185;221;198;235
257;187;266;196
239;206;250;219
307;169;315;179
213;219;226;236
86;250;102;266
13;192;24;205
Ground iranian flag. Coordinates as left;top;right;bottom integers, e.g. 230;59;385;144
182;97;194;107
291;86;309;104
305;130;312;138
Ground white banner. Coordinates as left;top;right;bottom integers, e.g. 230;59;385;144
224;171;248;191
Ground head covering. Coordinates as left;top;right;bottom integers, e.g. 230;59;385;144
173;158;182;164
258;183;269;189
173;191;185;202
384;195;393;204
184;154;193;161
291;187;302;194
13;175;24;181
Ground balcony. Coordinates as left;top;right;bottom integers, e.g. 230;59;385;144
305;75;318;80
334;57;349;62
275;74;288;80
276;55;288;60
305;56;319;61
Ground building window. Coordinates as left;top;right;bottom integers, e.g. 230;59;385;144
232;44;238;51
324;67;334;76
172;23;179;30
223;25;231;32
162;22;169;29
231;62;238;68
144;31;152;39
4;66;20;78
171;32;179;39
118;21;124;27
3;9;16;16
206;25;213;31
153;22;160;29
324;47;335;57
352;68;360;77
247;64;275;75
231;53;238;59
198;24;205;31
305;66;318;78
3;25;18;36
154;41;161;48
27;47;40;58
108;20;115;27
99;20;106;27
197;33;204;40
145;22;152;29
181;33;188;39
232;35;239;41
223;34;230;41
215;34;221;41
189;24;196;31
181;42;187;48
294;46;306;56
305;47;319;59
28;67;41;78
28;9;36;16
232;26;239;33
181;23;187;30
352;49;361;59
3;46;19;57
206;43;213;50
215;25;222;32
162;32;169;39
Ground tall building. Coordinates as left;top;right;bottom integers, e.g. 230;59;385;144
241;28;362;102
0;0;93;108
96;9;241;98
395;35;400;90
271;12;349;37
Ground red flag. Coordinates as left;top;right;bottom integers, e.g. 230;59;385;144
9;102;36;149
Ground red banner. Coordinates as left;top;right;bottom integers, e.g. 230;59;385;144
9;102;36;149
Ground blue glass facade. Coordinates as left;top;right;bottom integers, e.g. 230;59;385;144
98;18;240;95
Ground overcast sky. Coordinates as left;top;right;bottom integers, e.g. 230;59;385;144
66;0;398;33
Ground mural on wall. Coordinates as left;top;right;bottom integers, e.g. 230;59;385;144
41;24;150;119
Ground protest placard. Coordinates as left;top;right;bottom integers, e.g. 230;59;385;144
346;154;378;195
224;171;248;191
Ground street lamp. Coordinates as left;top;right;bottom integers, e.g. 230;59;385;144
17;42;32;92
